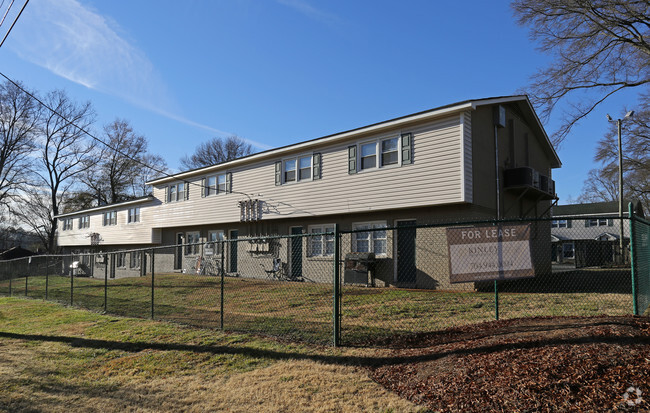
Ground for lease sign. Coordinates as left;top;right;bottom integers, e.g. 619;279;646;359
446;224;534;283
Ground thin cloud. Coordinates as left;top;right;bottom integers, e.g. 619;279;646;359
8;0;267;149
276;0;342;26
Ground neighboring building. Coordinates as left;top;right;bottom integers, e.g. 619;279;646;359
551;201;645;267
55;95;561;289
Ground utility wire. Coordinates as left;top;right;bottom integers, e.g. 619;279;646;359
0;0;15;30
0;0;27;49
0;70;258;202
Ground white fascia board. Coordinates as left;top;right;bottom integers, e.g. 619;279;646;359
147;102;475;186
54;197;154;219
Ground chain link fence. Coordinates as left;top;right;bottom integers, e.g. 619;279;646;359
0;214;648;346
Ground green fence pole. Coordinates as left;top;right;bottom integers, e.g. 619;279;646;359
220;242;225;330
8;263;11;297
25;259;29;297
70;255;74;306
151;249;155;320
333;224;341;347
45;256;49;301
629;202;638;316
494;280;499;320
104;254;108;312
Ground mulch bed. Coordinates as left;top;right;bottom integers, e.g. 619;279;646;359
367;316;650;412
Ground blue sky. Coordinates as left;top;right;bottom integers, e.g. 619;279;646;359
0;0;641;204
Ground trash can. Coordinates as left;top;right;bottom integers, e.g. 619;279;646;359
344;252;375;285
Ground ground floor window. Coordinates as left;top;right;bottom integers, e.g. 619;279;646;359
129;251;141;269
352;221;387;256
563;242;575;259
308;225;335;257
185;231;201;255
207;230;225;256
116;252;126;268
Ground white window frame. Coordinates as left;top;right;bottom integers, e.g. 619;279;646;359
128;207;140;223
308;224;335;257
356;135;402;173
282;155;312;184
168;182;185;202
352;221;388;256
62;218;73;231
587;218;608;227
206;173;227;196
185;231;201;255
207;230;225;256
102;211;117;226
551;219;567;228
78;216;90;229
562;242;575;259
116;252;126;268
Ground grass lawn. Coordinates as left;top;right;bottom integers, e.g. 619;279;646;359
0;297;425;412
0;272;634;345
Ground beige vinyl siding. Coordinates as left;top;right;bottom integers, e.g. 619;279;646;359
151;115;466;228
462;111;473;202
56;201;158;247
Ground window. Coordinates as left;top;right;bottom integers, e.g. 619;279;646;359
128;207;140;223
381;137;399;166
102;211;117;226
551;219;568;228
116;252;126;268
185;231;200;255
360;142;376;170
350;134;411;174
78;216;90;229
283;156;312;183
168;182;186;202
205;173;228;196
129;251;141;269
587;218;608;227
207;230;225;255
308;225;335;257
562;242;575;259
352;221;387;256
62;218;73;231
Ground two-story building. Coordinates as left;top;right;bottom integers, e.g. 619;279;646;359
55;95;561;289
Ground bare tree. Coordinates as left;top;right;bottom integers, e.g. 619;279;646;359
512;0;650;145
0;80;39;209
15;90;95;252
580;105;650;212
180;135;253;170
82;119;167;204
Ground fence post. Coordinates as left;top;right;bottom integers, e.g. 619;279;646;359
25;258;29;297
220;241;225;330
629;202;638;316
8;261;12;297
494;280;499;320
333;224;341;347
70;253;74;306
45;255;49;301
151;248;155;320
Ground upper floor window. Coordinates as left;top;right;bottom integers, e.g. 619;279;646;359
352;221;387;256
62;218;73;231
349;133;412;174
551;219;568;228
167;182;186;202
276;154;321;185
103;211;117;226
78;216;90;229
128;207;140;223
205;173;228;196
587;218;610;227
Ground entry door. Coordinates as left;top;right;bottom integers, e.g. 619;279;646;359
290;227;303;279
396;220;417;284
175;233;183;270
229;230;238;273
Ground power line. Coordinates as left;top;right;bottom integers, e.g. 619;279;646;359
0;0;15;30
0;0;27;49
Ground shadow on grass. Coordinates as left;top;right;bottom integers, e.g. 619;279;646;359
2;318;648;368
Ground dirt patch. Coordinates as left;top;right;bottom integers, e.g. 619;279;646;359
368;316;650;412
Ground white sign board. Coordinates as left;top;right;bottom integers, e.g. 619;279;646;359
446;224;534;283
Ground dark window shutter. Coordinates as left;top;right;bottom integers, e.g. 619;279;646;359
401;133;412;165
313;153;321;180
185;182;190;200
201;178;206;198
608;218;613;226
275;161;282;185
348;146;357;174
226;172;232;193
584;219;589;228
164;186;169;203
567;220;572;228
